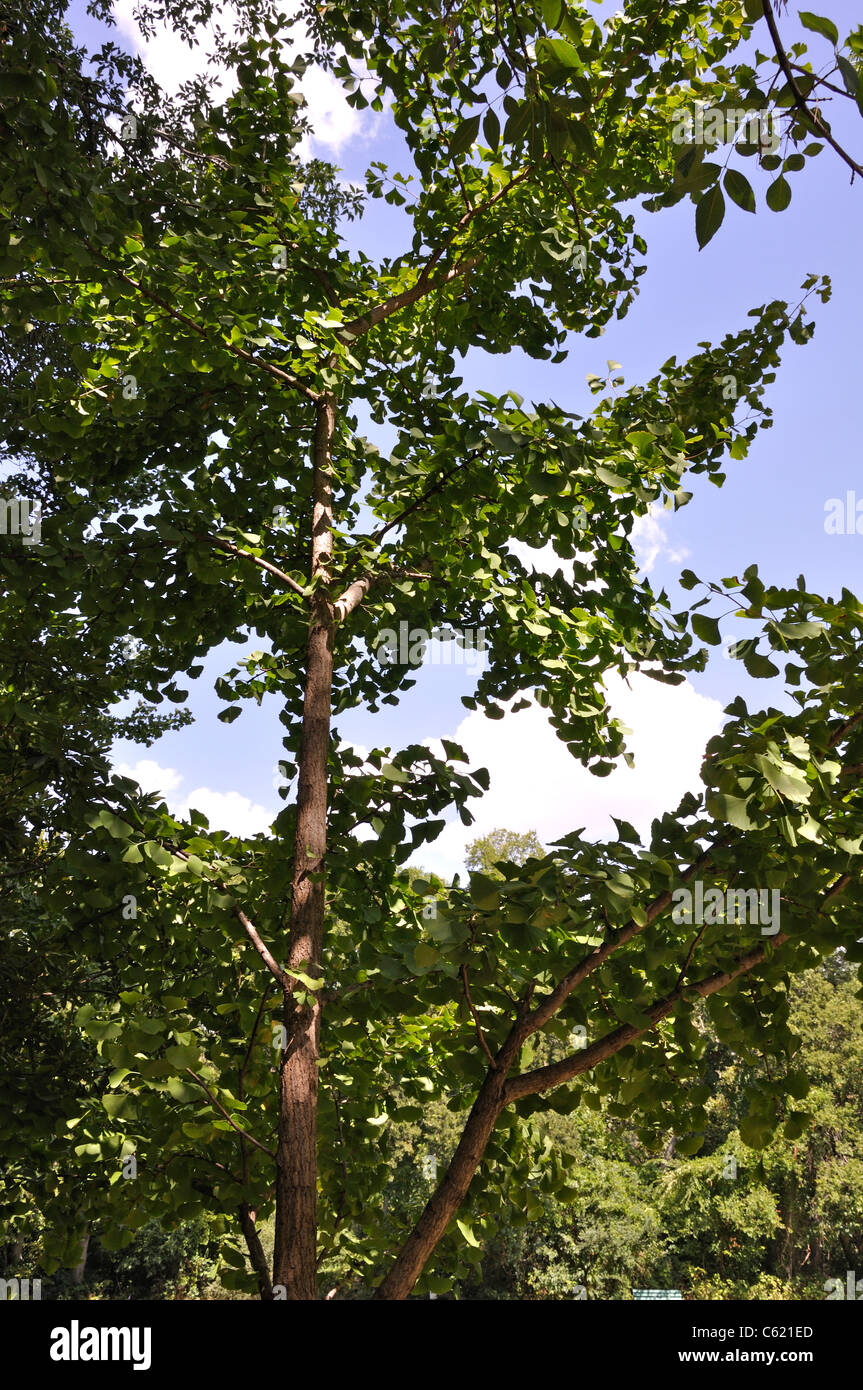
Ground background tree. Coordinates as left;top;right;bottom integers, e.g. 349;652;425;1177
466;829;545;879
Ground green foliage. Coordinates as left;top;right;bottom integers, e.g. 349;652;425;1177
1;0;861;1297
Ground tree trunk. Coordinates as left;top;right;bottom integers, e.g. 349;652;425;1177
272;395;336;1300
239;1203;273;1300
373;1066;508;1299
70;1226;89;1286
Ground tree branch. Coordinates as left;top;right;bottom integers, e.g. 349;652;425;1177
234;909;289;991
83;242;322;401
238;1201;275;1300
460;964;499;1069
340;257;480;341
504;931;790;1103
332;566;431;623
760;0;863;178
340;164;535;341
366;447;489;549
200;532;307;597
518;842;725;1040
185;1068;277;1158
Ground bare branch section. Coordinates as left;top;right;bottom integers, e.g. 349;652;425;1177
460;964;499;1070
201;532;307;598
505;931;790;1103
238;1202;275;1300
339;164;535;341
333;566;431;623
185;1068;276;1158
84;242;322;401
760;0;863;179
168;842;290;990
234;908;289;990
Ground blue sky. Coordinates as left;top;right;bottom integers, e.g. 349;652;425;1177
70;2;862;877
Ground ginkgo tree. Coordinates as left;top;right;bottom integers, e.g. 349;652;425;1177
2;0;862;1301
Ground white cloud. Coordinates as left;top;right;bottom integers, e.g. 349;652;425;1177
111;0;372;153
417;673;723;879
178;786;275;837
115;758;184;795
631;504;690;574
114;758;275;837
509;538;576;583
112;0;239;100
297;64;367;154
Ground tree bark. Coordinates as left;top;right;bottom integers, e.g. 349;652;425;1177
272;395;336;1300
70;1226;89;1286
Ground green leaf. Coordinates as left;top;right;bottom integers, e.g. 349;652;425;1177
469;874;500;911
101;1093;136;1119
676;1133;705;1156
766;175;792;211
380;762;409;783
743;649;780;679
165;1044;201;1069
595;465;630;489
695;185;725;248
482;108;500;150
456;1217;481;1247
706;793;755;830
450;115;480;156
143;842;173;869
691;613;721;645
167;1077;200;1103
739;1114;771;1149
783;1110;811;1140
286;968;324;991
91;808;133;839
798;12;839;45
770;620;823;639
536;37;584;72
837;54;860;99
724;168;756;213
753;754;811;804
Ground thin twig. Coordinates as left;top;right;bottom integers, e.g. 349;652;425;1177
460;964;498;1069
185;1068;276;1158
201;532;307;597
